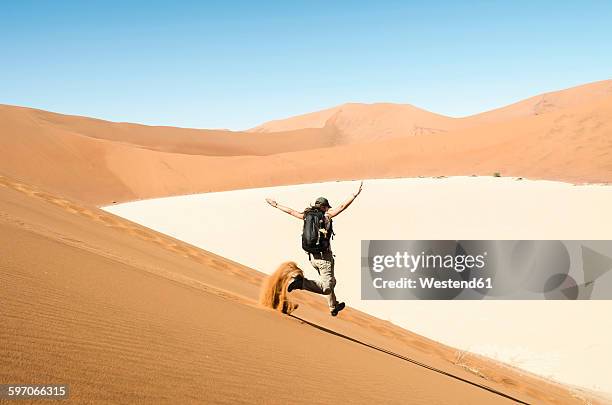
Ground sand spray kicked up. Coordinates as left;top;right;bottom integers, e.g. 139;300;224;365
260;262;303;314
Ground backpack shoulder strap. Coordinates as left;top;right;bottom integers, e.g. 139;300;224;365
326;214;335;239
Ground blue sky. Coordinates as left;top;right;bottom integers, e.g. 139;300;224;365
1;1;611;130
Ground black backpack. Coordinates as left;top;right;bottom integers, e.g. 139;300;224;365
302;208;333;254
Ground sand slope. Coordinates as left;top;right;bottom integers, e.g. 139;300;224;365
249;102;457;141
463;79;612;125
0;174;597;404
1;80;611;206
105;178;612;394
0;104;346;204
250;79;612;132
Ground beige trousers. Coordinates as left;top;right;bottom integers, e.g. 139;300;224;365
302;251;338;309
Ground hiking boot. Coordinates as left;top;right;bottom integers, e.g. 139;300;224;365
331;302;345;317
287;275;304;292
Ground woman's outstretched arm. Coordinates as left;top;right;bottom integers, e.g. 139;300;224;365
327;181;363;218
265;198;304;219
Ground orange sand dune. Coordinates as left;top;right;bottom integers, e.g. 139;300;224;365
258;94;612;185
1;80;611;208
0;174;597;404
4;104;341;156
462;79;612;124
249;102;457;141
250;79;612;132
248;104;343;132
0;104;338;204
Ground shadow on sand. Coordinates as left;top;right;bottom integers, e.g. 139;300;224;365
289;314;530;405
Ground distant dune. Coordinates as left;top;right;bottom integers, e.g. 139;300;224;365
248;102;457;141
463;79;612;124
248;104;343;132
250;80;612;132
1;80;611;206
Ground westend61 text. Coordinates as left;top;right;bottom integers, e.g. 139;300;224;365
372;277;493;290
